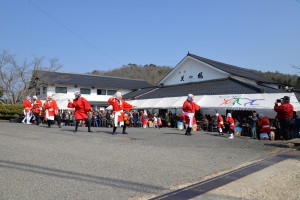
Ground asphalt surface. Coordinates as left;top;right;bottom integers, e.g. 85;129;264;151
0;122;297;199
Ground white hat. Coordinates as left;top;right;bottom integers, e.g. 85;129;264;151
216;113;219;116
227;113;232;118
33;95;37;99
259;113;264;118
115;92;122;99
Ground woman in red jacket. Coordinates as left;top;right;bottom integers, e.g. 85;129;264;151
108;92;132;134
68;91;92;132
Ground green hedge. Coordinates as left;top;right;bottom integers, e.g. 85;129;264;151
0;104;24;119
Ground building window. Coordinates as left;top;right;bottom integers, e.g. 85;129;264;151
36;88;40;95
97;89;106;95
107;90;117;95
55;87;67;93
80;88;91;95
42;86;47;95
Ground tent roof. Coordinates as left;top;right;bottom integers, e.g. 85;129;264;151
124;78;285;100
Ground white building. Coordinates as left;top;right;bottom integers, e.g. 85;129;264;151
34;70;153;110
123;53;300;118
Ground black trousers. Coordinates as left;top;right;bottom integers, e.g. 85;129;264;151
33;112;40;125
279;119;293;140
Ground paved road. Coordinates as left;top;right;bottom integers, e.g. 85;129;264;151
0;122;293;199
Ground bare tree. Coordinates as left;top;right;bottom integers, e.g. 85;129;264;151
0;50;62;104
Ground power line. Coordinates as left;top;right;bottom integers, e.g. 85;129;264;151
26;0;121;66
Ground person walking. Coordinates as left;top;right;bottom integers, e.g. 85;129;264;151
44;95;58;128
182;94;200;136
216;113;224;135
108;92;132;134
68;91;92;133
226;113;235;139
22;96;32;124
274;96;294;140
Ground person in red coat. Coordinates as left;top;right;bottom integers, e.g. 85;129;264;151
22;96;32;124
44;95;58;128
216;113;224;135
32;95;42;125
68;91;92;132
108;92;132;134
258;114;271;140
141;110;149;128
274;96;294;140
226;113;235;139
182;94;200;136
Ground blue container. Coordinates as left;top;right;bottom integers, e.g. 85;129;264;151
177;121;184;130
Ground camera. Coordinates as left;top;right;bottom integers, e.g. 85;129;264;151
276;99;281;103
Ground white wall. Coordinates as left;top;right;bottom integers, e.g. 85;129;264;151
42;85;132;109
162;57;228;86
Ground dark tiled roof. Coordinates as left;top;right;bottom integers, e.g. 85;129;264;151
131;78;284;99
187;53;277;84
35;70;153;90
123;87;158;99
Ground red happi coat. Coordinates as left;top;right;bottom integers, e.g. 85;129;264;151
32;99;43;114
68;97;91;120
226;117;235;130
108;97;132;122
182;100;200;125
44;99;58;119
23;99;32;113
217;115;224;128
258;117;271;133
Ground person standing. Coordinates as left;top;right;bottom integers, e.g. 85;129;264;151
153;113;158;129
22;96;32;124
141;110;149;128
108;92;132;134
44;95;58;128
248;111;259;139
182;94;200;136
274;96;294;140
226;113;235;139
32;95;42;125
68;91;92;133
54;108;62;128
216;113;224;135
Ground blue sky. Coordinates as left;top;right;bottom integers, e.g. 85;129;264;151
1;0;300;75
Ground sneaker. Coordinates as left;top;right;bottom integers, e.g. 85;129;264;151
26;122;32;124
22;121;25;124
229;133;234;139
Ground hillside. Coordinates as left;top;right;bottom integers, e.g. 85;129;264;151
90;64;172;85
89;64;300;88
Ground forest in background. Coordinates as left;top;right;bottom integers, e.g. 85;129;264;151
90;64;300;89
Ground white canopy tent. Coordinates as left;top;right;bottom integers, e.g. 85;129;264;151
128;92;300;118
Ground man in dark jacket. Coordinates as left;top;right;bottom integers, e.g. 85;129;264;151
274;96;294;140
